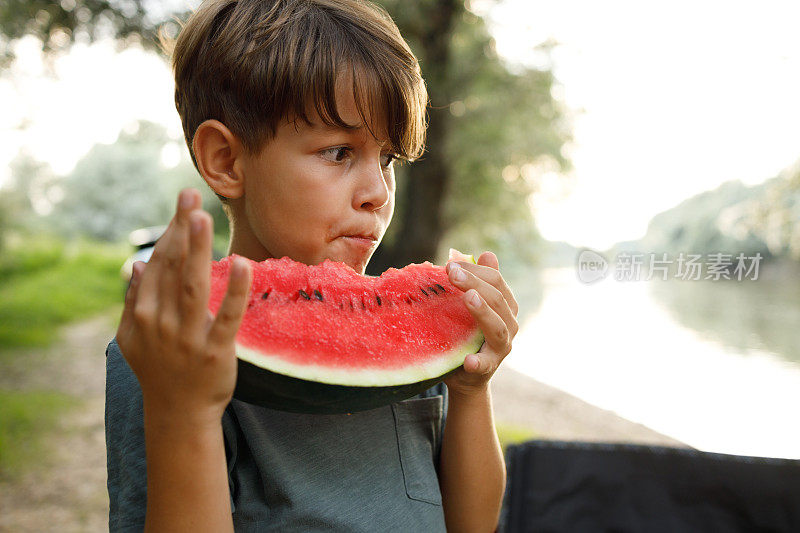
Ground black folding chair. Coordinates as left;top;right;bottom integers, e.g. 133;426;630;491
499;440;800;533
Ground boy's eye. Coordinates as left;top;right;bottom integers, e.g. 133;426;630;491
320;147;399;168
321;146;351;163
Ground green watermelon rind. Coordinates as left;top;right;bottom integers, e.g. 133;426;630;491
234;360;460;414
234;328;484;387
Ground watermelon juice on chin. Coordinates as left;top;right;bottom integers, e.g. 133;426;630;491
207;253;484;414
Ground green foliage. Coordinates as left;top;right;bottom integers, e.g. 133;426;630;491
441;23;571;266
0;236;65;282
0;389;80;479
0;187;27;255
377;1;571;267
0;151;54;253
732;159;800;260
40;120;228;243
628;179;775;258
0;0;186;67
46;121;172;241
0;235;128;349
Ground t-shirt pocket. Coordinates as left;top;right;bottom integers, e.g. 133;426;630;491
391;395;444;505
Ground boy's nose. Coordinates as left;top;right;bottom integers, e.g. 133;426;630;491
353;158;391;211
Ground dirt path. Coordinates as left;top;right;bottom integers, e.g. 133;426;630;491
0;313;116;533
0;313;685;532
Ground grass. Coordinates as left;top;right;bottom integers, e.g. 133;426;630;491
0;235;124;480
0;238;67;282
0;236;129;350
495;422;538;456
0;389;81;479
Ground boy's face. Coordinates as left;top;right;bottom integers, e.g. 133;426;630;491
228;78;396;275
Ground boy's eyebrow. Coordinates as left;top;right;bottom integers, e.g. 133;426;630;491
311;122;364;132
305;120;392;148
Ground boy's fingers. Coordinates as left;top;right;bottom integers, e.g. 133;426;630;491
463;289;512;359
206;257;252;351
133;233;166;321
180;210;213;334
158;189;199;334
136;189;199;323
477;251;500;270
447;265;519;337
118;261;145;341
464;353;492;375
135;217;180;321
447;260;519;318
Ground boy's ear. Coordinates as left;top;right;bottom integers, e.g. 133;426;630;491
192;119;246;199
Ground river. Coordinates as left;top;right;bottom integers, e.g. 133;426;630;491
505;266;800;459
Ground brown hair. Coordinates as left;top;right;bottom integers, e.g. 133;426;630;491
164;0;428;183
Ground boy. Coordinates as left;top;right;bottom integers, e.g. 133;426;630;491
107;0;520;531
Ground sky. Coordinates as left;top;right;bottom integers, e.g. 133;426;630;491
2;0;800;250
475;0;800;249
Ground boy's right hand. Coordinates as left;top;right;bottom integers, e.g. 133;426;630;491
116;188;251;425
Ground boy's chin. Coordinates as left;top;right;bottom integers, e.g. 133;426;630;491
326;239;378;274
338;255;370;275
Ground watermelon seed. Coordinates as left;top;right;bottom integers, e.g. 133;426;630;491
376;295;382;306
313;289;323;301
420;288;429;297
261;291;270;300
435;283;447;293
405;297;412;305
299;290;311;300
429;286;438;295
339;303;344;310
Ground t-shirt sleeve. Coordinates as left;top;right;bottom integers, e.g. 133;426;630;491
221;404;239;513
105;337;148;532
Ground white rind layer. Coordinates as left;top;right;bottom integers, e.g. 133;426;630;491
235;330;485;387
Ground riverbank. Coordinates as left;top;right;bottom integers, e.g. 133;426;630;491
490;364;688;447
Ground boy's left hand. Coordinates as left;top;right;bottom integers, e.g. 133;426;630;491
443;251;519;398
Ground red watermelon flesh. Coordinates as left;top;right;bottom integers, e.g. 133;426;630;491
208;254;484;388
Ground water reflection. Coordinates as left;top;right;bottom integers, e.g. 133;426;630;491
505;266;800;459
649;273;800;364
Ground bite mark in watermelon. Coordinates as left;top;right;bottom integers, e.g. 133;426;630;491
208;254;484;413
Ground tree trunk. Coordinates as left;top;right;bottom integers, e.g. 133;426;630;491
367;0;460;275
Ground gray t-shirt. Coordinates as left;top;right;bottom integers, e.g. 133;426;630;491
105;338;448;532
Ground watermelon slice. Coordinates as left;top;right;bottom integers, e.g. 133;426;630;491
208;254;484;414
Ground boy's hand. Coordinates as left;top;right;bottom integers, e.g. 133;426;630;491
442;251;519;398
116;188;252;425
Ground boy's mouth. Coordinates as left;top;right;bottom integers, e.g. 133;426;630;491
341;235;379;251
338;227;379;242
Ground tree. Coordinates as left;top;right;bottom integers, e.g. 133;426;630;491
727;159;800;261
371;1;571;272
1;0;572;272
0;0;186;67
0;152;44;252
45;120;226;242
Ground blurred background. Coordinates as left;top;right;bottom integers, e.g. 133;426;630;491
1;0;799;529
